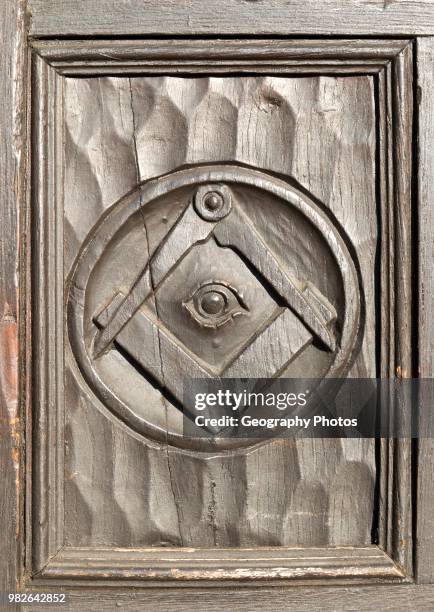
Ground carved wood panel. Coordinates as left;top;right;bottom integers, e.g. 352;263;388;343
3;0;433;598
63;75;376;547
27;38;416;588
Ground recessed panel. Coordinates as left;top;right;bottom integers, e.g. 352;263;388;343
63;75;376;548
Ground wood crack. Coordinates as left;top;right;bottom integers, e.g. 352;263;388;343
128;77;184;545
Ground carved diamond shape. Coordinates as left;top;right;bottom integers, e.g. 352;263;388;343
151;237;280;370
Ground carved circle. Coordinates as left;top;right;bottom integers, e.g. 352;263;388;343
194;183;232;221
67;165;362;451
204;192;224;213
200;291;225;314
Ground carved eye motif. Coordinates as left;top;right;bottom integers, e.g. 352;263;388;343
183;282;248;329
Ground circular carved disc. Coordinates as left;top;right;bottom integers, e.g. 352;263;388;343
67;165;362;450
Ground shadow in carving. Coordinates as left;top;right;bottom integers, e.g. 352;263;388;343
67;164;362;450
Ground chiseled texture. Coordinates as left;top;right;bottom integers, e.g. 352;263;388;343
64;76;376;547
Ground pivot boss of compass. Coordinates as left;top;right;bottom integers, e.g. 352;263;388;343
194;184;232;221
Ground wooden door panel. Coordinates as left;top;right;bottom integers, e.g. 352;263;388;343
62;74;375;548
2;1;434;605
1;15;430;597
26;39;415;584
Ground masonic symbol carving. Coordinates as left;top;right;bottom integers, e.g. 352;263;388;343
68;165;361;449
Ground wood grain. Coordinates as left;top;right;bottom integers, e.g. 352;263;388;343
388;42;414;576
35;545;402;584
31;54;65;572
27;0;434;37
416;37;434;585
0;0;27;599
67;164;358;446
33;39;408;76
0;0;427;601
22;584;434;612
62;75;377;548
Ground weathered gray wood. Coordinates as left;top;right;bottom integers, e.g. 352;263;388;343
416;37;434;585
33;39;409;63
95;291;215;404
92;201;214;358
70;163;358;439
28;1;434;37
224;309;312;377
31;54;65;573
213;205;338;351
59;73;379;554
0;0;27;601
374;45;414;578
27;37;420;592
32;39;408;76
389;42;414;577
0;0;430;604
34;545;403;585
22;584;434;612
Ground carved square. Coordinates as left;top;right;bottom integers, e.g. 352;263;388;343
151;237;280;369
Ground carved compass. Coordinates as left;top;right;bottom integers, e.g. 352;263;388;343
68;165;362;449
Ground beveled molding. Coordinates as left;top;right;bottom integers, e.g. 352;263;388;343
33;546;404;588
29;39;415;586
33;38;409;75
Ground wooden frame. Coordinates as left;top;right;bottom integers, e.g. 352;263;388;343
28;38;413;586
416;37;434;585
27;1;434;37
0;1;432;605
0;0;28;600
